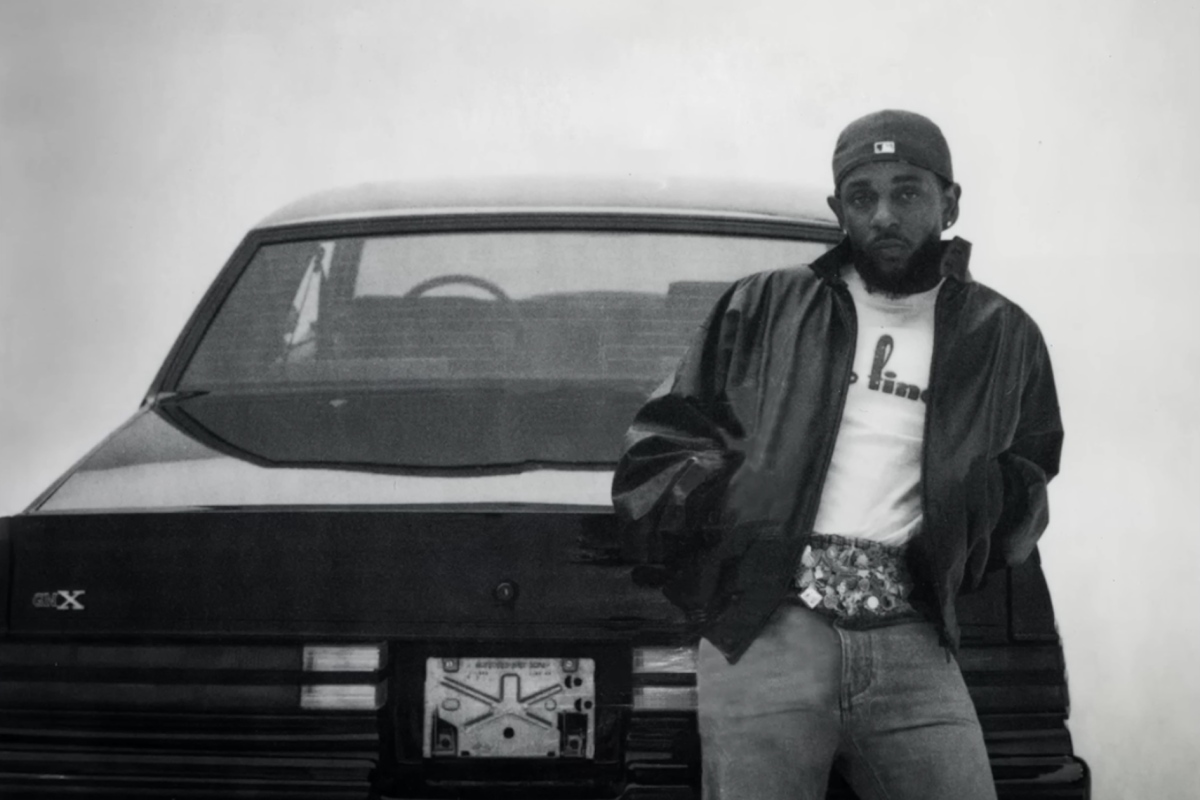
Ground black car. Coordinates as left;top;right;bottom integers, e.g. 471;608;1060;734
0;177;1088;799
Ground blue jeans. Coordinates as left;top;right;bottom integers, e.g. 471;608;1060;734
698;603;997;800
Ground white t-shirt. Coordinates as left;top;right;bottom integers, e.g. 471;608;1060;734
811;266;943;546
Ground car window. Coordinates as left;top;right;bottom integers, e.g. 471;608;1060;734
171;230;829;469
180;231;829;389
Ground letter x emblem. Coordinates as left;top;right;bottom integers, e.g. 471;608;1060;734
56;590;85;611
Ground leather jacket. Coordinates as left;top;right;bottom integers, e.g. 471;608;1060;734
612;237;1063;663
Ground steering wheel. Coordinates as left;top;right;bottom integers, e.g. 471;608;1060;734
402;274;513;302
400;274;523;352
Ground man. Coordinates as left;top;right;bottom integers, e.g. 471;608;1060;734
612;110;1062;799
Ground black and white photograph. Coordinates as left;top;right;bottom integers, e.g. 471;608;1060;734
1;2;1196;798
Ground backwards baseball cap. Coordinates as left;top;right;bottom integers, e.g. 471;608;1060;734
832;109;953;189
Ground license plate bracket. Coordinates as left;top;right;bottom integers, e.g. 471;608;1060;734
423;657;596;759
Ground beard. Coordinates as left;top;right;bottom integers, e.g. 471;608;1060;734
850;231;945;297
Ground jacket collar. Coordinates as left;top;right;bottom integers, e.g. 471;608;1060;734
809;236;974;285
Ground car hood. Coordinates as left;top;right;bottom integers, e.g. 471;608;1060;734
38;404;617;513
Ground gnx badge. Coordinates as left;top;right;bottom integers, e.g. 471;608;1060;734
32;590;86;611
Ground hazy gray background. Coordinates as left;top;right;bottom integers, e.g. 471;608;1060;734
2;1;1197;797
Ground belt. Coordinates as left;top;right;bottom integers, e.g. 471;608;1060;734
791;533;923;626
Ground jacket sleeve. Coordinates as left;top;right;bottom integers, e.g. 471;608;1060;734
987;321;1063;569
611;280;748;569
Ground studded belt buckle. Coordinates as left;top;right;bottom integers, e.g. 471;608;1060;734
793;535;917;621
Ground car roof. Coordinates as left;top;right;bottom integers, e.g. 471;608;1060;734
255;176;839;229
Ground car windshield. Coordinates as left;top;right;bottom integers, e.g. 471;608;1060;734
176;229;830;468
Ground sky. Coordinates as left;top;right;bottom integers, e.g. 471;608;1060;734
2;1;1199;797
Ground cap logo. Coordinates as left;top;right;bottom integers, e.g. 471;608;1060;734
874;141;896;154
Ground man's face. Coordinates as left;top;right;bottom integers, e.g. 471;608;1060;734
827;161;961;295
